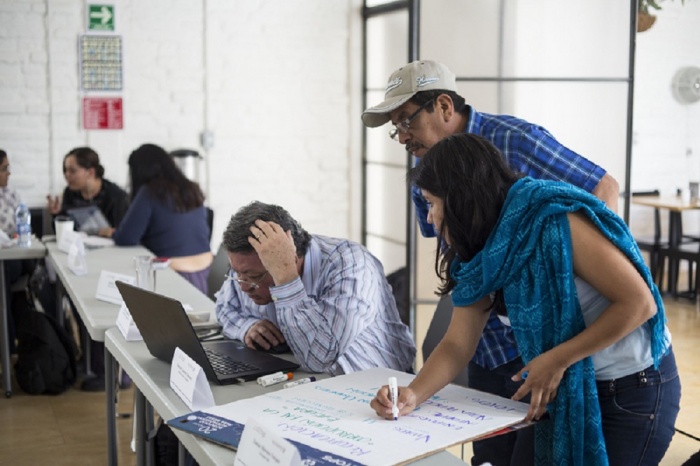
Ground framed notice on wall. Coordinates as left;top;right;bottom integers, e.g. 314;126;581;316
79;34;123;91
82;97;123;130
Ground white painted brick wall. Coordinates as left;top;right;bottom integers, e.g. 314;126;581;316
0;0;362;249
3;1;696;247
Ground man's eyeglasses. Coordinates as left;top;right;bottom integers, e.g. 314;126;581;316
225;270;269;290
389;98;435;141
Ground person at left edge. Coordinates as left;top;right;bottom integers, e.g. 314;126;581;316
99;144;213;294
215;201;416;375
0;149;35;354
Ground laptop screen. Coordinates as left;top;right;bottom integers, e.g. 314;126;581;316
115;281;299;384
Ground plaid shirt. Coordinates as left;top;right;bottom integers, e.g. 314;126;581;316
414;106;606;369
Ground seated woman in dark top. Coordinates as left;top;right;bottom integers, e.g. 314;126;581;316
44;147;130;392
46;146;129;228
99;143;213;294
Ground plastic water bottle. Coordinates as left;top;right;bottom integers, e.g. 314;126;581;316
15;202;32;247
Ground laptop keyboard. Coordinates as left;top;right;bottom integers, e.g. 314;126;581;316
204;348;259;375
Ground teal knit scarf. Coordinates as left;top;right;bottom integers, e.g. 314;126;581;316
451;177;668;466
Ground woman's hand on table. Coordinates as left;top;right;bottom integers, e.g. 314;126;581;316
98;227;115;238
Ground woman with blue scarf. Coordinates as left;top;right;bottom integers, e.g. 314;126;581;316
370;134;680;466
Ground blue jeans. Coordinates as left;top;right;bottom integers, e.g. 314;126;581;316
468;358;534;466
597;348;681;466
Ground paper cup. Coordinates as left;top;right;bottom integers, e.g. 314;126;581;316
54;216;74;245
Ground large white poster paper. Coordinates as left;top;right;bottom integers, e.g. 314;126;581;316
175;368;529;466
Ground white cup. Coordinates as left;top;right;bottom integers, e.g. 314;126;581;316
54;216;74;245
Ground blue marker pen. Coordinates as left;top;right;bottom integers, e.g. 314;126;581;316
521;371;528;380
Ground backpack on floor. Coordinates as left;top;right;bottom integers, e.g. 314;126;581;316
14;305;77;395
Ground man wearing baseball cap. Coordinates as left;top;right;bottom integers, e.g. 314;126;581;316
363;60;619;466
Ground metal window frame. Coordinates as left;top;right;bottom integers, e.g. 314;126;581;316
361;0;637;337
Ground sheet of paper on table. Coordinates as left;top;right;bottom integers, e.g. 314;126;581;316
169;367;530;466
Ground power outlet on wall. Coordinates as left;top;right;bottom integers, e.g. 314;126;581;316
200;130;215;150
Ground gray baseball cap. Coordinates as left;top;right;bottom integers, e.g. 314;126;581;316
362;60;457;128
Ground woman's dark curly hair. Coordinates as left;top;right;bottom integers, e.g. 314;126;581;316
407;133;521;298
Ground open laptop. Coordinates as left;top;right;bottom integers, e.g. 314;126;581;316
67;205;111;235
115;281;299;385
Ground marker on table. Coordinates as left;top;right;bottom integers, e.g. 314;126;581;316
257;371;282;385
259;372;293;387
388;377;399;421
283;376;316;389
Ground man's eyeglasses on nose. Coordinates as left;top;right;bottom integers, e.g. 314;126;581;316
225;270;269;290
389;98;435;141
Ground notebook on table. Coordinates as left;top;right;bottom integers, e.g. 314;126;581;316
115;281;299;385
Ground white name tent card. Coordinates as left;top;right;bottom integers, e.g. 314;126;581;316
170;347;215;411
116;303;142;341
234;418;302;466
95;271;136;305
58;229;83;253
67;236;88;276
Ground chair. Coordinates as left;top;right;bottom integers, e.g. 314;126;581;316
205;207;214;242
29;207;51;238
658;241;700;303
386;267;409;327
206;243;230;300
422;295;469;387
632;190;666;285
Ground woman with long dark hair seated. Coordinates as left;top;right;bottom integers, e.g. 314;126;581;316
100;143;213;293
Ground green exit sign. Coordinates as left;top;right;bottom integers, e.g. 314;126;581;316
88;4;115;32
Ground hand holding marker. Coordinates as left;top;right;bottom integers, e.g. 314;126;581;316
388;377;399;421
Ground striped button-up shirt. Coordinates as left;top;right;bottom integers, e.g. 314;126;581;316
216;235;416;375
413;106;606;369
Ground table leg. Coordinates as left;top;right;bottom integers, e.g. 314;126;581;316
54;278;65;328
0;262;10;398
106;347;118;466
145;402;155;466
83;325;93;377
178;442;186;466
135;388;147;466
668;212;682;297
